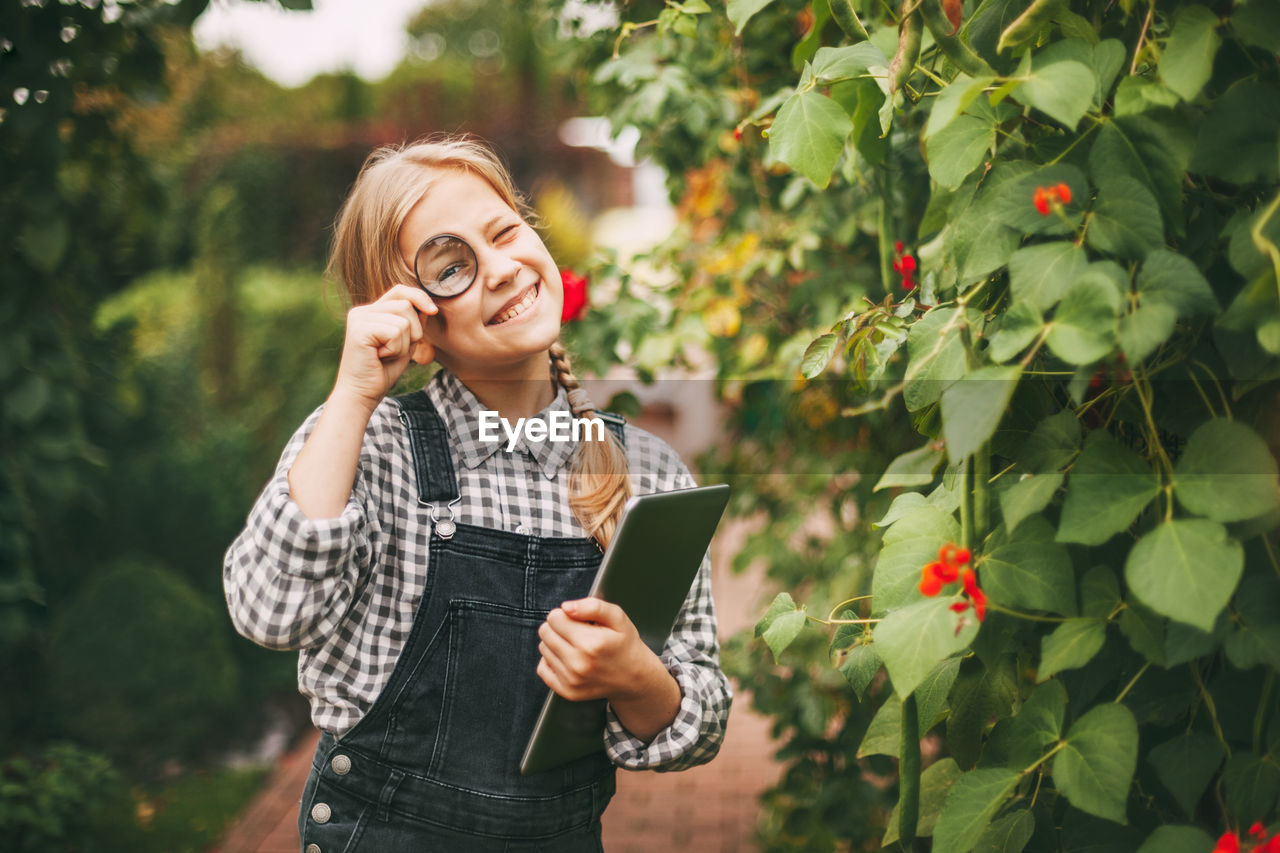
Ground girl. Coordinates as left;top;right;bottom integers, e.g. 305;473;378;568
222;135;731;852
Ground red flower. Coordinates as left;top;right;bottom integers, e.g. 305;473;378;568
919;570;944;596
733;126;743;141
1258;836;1280;853
560;268;588;323
962;568;988;621
1251;823;1267;840
1033;183;1072;216
1033;187;1051;216
1213;831;1240;853
892;242;917;291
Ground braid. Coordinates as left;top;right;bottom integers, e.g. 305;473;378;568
548;340;632;548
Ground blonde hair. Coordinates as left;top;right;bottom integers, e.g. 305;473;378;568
327;133;632;547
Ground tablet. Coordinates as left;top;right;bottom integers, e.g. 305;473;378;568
519;483;731;776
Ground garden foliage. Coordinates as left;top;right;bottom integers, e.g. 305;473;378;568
545;0;1280;848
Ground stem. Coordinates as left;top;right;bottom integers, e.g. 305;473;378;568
960;455;973;550
974;442;991;544
899;695;922;850
1191;660;1232;759
879;169;894;293
1023;740;1067;776
1186;369;1217;418
989;461;1017;484
1263;535;1280;582
1190;358;1232;417
828;594;874;622
985;601;1073;623
1130;0;1155;75
1115;662;1152;704
1254;671;1275;754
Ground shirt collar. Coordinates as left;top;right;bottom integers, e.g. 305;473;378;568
425;369;578;481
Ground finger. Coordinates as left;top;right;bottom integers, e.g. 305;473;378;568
538;621;584;669
536;657;565;695
377;300;425;342
561;597;625;628
545;607;593;643
381;283;438;316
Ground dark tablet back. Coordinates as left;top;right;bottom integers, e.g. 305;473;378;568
519;484;731;775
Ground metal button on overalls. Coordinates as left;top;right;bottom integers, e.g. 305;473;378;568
296;390;626;851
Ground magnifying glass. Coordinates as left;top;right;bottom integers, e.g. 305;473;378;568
413;234;478;299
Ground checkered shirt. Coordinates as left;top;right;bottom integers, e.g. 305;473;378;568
223;369;731;771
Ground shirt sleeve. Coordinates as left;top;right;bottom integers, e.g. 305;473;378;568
603;465;733;771
222;403;383;651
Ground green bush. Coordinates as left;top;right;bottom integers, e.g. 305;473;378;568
47;559;238;767
0;742;130;853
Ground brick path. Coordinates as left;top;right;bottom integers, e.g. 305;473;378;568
213;518;782;853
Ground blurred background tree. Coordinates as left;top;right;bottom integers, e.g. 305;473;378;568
0;0;626;846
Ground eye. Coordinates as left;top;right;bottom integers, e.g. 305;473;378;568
496;223;520;241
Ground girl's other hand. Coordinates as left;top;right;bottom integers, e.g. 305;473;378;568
333;285;438;410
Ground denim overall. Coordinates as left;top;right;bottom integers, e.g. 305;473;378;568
296;390;624;852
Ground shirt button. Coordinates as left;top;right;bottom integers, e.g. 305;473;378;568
311;802;332;824
306;845;322;853
330;754;351;775
515;524;528;535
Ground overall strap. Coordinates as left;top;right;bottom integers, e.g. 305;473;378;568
391;390;459;505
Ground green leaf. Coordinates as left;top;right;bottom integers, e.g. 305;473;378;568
875;491;929;528
1224;574;1280;672
876;596;979;699
762;609;808;663
1054;703;1139;824
1147;732;1225;817
926;74;996;139
982;520;1076;616
1233;0;1280;53
1222;752;1280;824
801;333;839;378
839;643;882;699
875;441;945;491
872;506;963;613
726;0;777;33
992;164;1087;237
1087;175;1165;259
989;302;1045;364
1136;826;1216;853
1190;80;1280;185
811;42;889;82
756;592;808;663
932;769;1022;853
1173;418;1280;523
928;115;995;190
859;693;905;757
1017;410;1082;473
1158;5;1221;103
884;758;964;845
1017;58;1096;129
1118;302;1178;365
1038;619;1106;681
1119;600;1166;665
1080;566;1121;619
973;810;1035;853
905;307;968;412
1008;679;1067;769
942;365;1022;462
1046;270;1122;365
947;162;1031;283
769;89;853;188
947;657;1018;768
1008;241;1088;314
1057;431;1160;545
1125;520;1243;632
1089;116;1194;234
998;472;1062;534
1137;250;1218;317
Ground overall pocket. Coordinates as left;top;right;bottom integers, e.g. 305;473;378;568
431;600;564;795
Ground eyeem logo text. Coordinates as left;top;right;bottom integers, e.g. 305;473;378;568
478;410;605;451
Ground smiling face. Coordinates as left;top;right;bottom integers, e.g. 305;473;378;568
398;168;564;378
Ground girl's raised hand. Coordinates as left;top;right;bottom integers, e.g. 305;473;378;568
333;285;438;410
